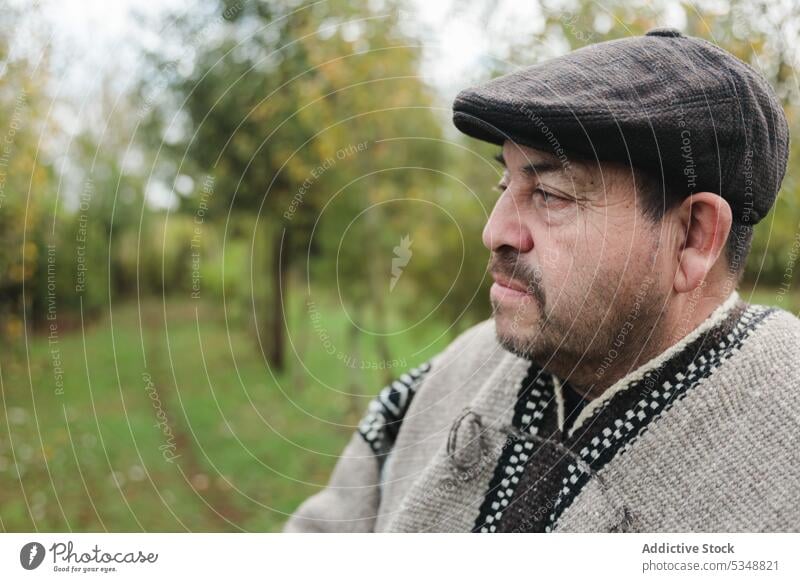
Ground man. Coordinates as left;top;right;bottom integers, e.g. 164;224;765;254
284;28;800;532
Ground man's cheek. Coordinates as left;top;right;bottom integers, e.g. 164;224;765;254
541;247;560;271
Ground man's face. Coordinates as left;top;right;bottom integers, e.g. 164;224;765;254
483;141;670;374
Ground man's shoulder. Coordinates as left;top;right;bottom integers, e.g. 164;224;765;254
753;302;800;332
586;303;800;531
745;303;800;359
674;302;800;428
639;303;799;444
356;317;504;458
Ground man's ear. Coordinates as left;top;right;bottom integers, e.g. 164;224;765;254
673;192;733;294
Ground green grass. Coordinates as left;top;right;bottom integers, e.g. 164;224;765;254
0;295;455;532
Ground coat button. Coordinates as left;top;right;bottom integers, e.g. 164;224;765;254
447;409;487;473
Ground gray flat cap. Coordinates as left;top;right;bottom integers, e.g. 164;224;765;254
452;28;789;225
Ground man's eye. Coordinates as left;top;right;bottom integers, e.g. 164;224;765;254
534;187;555;201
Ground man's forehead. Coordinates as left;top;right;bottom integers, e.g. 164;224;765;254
495;141;630;183
499;141;589;181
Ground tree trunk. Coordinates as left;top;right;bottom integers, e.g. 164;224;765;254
366;213;394;386
267;225;288;373
346;306;364;423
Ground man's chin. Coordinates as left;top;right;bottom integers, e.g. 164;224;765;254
493;312;541;359
495;331;538;360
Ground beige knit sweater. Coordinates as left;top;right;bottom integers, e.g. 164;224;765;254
283;292;800;532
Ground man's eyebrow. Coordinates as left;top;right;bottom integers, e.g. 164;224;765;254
493;150;565;177
493;151;573;183
519;160;564;178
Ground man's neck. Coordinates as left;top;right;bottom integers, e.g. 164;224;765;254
549;286;736;401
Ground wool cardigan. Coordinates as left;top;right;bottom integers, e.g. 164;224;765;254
283;292;800;532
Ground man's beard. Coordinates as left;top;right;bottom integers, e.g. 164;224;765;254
489;250;667;378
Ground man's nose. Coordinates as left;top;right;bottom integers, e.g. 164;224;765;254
482;193;534;253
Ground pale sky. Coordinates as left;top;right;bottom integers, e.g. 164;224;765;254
25;0;491;96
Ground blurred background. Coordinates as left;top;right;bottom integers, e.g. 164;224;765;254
0;0;798;532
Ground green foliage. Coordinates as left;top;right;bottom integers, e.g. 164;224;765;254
0;30;54;340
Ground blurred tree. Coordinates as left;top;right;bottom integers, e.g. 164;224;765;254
0;7;55;342
141;0;447;374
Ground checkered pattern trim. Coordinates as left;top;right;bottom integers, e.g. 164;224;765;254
473;364;554;532
544;304;776;531
357;362;432;459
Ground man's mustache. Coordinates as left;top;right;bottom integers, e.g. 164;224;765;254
488;252;546;308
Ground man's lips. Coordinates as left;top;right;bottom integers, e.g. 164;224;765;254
491;273;531;295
